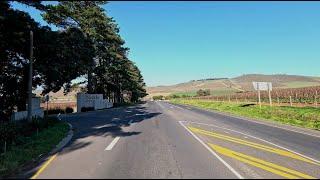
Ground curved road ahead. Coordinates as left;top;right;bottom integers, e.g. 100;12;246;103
25;101;320;179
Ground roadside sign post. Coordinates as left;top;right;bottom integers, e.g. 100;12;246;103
257;83;261;109
268;83;272;106
253;82;272;109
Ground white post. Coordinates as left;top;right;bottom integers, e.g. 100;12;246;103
268;83;272;107
257;83;261;109
289;96;293;107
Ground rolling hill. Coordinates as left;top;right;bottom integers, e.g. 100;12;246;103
146;74;320;98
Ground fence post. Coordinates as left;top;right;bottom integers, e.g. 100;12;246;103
289;96;293;107
315;90;318;108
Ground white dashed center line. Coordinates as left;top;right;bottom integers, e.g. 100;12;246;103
105;137;120;151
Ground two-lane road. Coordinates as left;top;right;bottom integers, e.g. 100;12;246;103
25;101;320;179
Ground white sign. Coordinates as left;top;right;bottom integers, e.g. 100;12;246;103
252;82;272;91
77;93;113;112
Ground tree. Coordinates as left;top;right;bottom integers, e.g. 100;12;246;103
39;1;147;102
196;89;211;96
0;1;95;120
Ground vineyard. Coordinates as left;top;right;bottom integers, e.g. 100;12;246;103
188;86;320;107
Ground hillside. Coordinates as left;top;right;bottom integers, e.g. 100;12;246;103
146;74;320;98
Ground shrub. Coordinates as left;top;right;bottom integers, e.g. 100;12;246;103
153;95;164;100
196;89;211;96
65;107;74;114
0;116;60;154
44;108;65;115
81;107;94;112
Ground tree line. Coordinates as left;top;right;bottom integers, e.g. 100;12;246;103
0;1;147;121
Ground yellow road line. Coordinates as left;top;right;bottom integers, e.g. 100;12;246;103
188;126;319;166
30;154;57;179
209;143;316;179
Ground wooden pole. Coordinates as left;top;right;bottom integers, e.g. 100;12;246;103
289;96;293;107
27;30;33;123
46;98;49;118
315;90;318;108
276;91;280;105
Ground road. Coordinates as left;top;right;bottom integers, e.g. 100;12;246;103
25;101;320;179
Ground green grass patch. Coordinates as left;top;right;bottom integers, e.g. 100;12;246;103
171;91;197;97
171;99;320;130
0;120;69;177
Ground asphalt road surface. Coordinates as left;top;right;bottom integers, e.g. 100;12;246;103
25;101;320;179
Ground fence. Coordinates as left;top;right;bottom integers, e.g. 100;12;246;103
185;86;320;108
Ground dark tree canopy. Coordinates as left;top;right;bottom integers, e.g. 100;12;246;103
1;1;147;121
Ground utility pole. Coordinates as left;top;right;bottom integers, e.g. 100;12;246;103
27;30;33;123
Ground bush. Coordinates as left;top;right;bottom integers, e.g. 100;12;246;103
65;107;74;114
0;116;60;154
44;108;65;115
196;89;211;96
153;95;164;100
81;107;94;112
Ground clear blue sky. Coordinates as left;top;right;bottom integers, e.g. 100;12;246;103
11;1;320;87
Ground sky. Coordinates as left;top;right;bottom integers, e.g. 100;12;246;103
10;1;320;87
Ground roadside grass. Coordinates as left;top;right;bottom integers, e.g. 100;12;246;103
171;91;197;97
0;120;69;178
171;99;320;130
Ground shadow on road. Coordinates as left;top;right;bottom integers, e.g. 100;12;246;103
59;103;161;155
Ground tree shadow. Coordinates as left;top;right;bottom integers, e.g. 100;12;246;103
239;103;256;107
58;104;161;155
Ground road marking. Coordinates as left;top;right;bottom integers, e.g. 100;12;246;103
178;121;244;179
187;121;320;165
31;154;58;179
189;126;320;166
174;103;320;138
209;143;316;179
105;137;120;151
94;124;117;129
135;113;145;116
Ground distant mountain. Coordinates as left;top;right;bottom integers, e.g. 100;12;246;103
232;74;320;91
146;74;320;98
